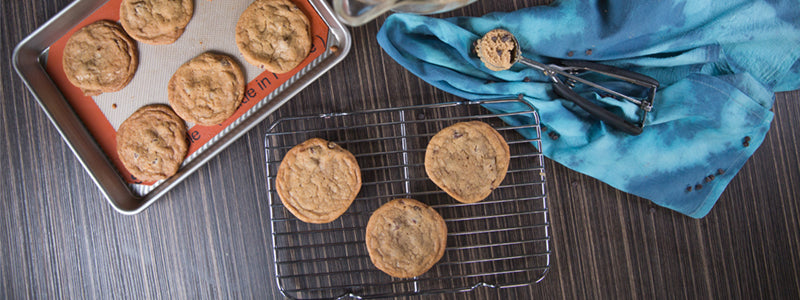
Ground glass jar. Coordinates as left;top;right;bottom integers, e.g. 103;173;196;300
333;0;478;26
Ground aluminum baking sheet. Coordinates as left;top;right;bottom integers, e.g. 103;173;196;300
13;0;351;214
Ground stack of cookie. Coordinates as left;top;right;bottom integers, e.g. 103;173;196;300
276;120;510;278
61;0;314;182
62;20;139;97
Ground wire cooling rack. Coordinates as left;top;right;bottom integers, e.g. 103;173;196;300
264;99;550;299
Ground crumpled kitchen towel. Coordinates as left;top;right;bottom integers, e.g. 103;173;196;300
376;0;800;218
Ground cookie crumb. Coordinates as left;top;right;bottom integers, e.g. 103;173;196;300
567;51;574;57
112;103;117;109
686;185;692;192
523;77;531;82
717;169;725;175
330;45;339;53
585;49;593;55
695;184;703;190
548;131;560;140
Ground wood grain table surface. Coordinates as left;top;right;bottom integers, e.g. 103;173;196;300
2;0;799;299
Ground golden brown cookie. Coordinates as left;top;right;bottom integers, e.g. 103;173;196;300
475;29;517;71
235;0;311;73
366;198;448;278
425;121;510;203
167;52;245;126
276;138;361;224
119;0;194;45
62;20;138;96
116;104;188;182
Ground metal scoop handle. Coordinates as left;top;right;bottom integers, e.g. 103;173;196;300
517;57;654;135
552;80;643;135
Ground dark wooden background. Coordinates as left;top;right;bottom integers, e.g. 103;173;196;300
2;0;799;299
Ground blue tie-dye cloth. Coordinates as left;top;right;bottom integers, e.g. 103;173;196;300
376;0;800;218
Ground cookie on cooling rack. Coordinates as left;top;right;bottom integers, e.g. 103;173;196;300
62;20;138;96
119;0;194;45
425;121;510;203
366;198;448;278
276;138;362;224
168;52;245;126
116;104;188;182
235;0;311;73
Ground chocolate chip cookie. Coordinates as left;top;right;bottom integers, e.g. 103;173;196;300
425;121;510;203
366;198;448;278
475;29;517;71
276;138;362;224
235;0;311;73
62;20;138;96
168;52;245;126
119;0;194;45
116;104;188;182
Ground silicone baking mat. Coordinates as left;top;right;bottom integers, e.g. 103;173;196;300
44;0;330;186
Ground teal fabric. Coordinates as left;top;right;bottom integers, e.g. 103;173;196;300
376;0;800;218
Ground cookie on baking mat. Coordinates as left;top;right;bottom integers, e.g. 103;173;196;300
366;198;448;278
62;20;138;96
116;104;188;182
235;0;311;73
119;0;194;45
425;121;510;203
168;52;245;126
276;138;361;224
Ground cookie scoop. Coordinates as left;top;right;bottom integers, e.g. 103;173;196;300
473;29;660;136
